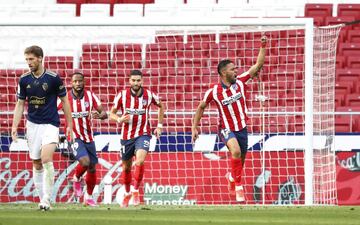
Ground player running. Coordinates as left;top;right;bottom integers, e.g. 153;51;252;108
192;36;267;202
110;69;164;208
12;45;73;211
58;72;107;207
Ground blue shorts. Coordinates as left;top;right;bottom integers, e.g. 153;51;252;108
71;138;98;164
120;135;151;161
219;127;248;154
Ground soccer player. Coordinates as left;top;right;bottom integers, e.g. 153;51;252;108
11;45;73;210
192;36;267;202
110;69;164;208
57;72;107;207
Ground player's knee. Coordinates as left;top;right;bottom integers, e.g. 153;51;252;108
122;162;132;173
87;164;96;173
33;160;43;170
135;159;145;166
231;149;241;158
79;157;90;167
41;156;52;164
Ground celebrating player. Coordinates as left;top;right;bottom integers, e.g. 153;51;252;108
110;69;164;208
58;72;107;207
192;36;267;202
11;45;73;211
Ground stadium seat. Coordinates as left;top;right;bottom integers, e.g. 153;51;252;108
44;56;73;70
114;43;142;53
336;68;360;82
266;6;303;17
347;30;360;42
113;3;143;18
335;81;354;95
80;53;110;69
338;43;360;57
0;5;14;18
57;0;86;16
12;5;46;18
80;4;111;17
233;5;266;17
175;5;212;18
44;4;76;17
335;115;352;133
304;4;333;18
345;94;360;107
325;16;355;29
144;4;178;18
117;0;154;3
347;56;360;68
154;0;183;4
336;56;346;69
337;4;360;20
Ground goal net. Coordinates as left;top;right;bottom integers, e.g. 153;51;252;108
0;18;339;205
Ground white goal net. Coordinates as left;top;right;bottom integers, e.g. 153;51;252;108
0;18;339;205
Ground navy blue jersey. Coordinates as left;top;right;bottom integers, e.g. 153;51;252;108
17;70;66;127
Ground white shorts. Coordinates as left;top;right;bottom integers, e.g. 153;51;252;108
26;120;59;160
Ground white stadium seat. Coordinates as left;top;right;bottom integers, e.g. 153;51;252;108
113;4;143;19
12;5;45;18
266;6;303;17
144;4;177;18
0;0;23;5
44;4;76;18
23;0;57;4
233;5;266;17
175;5;212;18
0;5;13;18
186;0;217;5
80;4;110;18
155;0;184;5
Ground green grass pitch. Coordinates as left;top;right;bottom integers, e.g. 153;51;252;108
0;204;358;225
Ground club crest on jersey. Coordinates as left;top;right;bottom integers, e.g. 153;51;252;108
42;83;48;91
231;84;238;90
142;99;147;105
84;102;89;108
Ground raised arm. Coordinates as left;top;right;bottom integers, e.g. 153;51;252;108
191;101;208;143
248;35;267;78
154;101;164;139
11;99;25;142
60;94;74;142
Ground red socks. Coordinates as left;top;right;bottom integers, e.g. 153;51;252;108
75;163;87;180
85;170;97;195
122;171;132;193
134;164;145;190
231;158;243;186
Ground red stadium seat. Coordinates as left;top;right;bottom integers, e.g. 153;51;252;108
347;30;360;42
338;4;360;20
338;43;360;57
325;16;355;31
80;53;110;69
57;0;86;16
335;94;344;108
113;43;142;52
44;56;73;70
336;56;346;69
305;4;333;18
345;94;360;106
335;81;354;95
155;35;183;43
336;68;360;81
347;56;360;68
188;34;216;43
335;115;351;133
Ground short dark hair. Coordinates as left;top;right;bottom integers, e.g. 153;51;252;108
130;69;143;77
24;45;43;58
217;59;233;76
72;72;84;79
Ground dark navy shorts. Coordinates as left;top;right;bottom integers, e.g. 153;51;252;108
219;127;248;154
71;138;98;164
120;135;151;161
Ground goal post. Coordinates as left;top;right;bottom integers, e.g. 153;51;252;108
0;17;339;205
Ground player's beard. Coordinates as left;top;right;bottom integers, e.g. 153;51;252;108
131;85;142;94
73;87;84;96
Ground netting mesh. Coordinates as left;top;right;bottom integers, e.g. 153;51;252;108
0;22;338;205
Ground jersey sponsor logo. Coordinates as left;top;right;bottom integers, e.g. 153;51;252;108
29;96;46;106
221;92;242;105
42;83;48;91
71;111;89;119
125;108;146;115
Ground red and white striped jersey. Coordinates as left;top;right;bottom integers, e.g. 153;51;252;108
57;90;101;142
203;72;251;131
112;87;160;140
